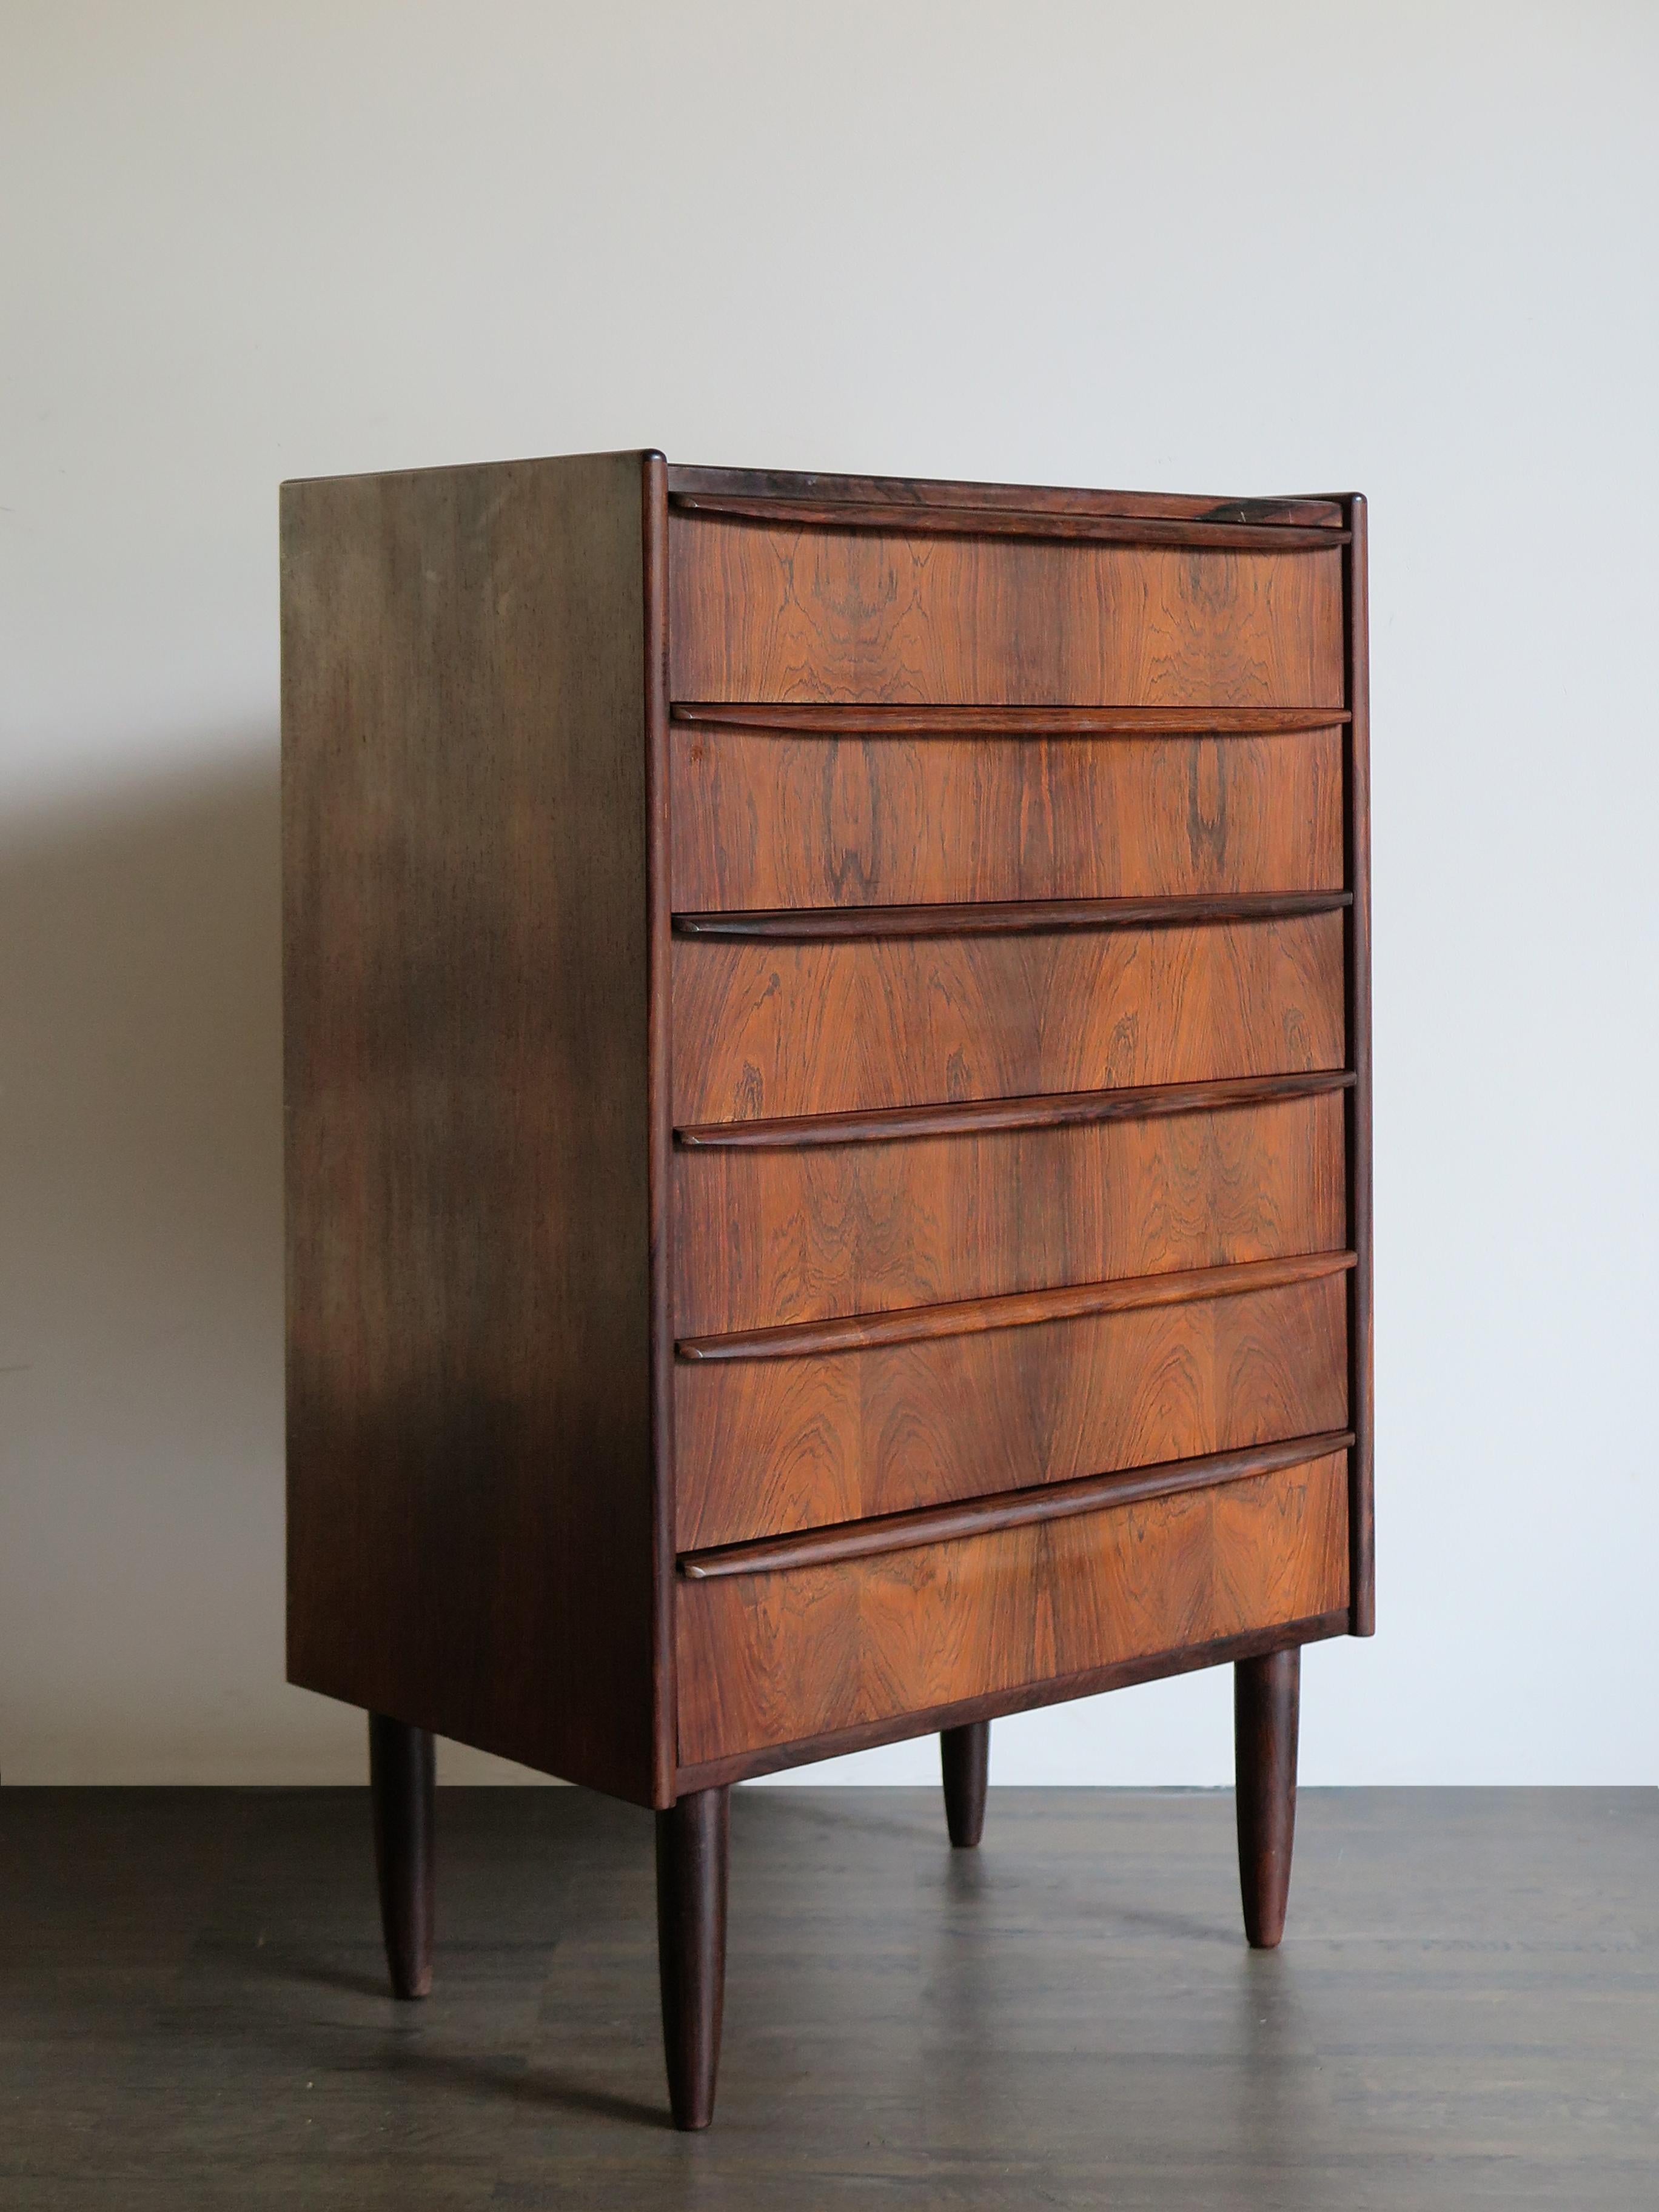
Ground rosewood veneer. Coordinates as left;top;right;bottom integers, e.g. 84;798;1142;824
281;452;1372;2128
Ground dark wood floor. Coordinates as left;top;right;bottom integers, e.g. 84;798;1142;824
1;1786;1654;2207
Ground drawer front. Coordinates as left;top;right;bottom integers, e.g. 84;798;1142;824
675;1267;1349;1550
670;723;1344;911
668;517;1345;708
677;1450;1350;1766
672;915;1346;1126
674;1091;1346;1336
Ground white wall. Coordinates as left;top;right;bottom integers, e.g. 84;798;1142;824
4;1;1656;1787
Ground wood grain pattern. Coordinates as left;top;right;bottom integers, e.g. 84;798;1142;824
670;721;1344;910
672;1091;1346;1335
679;1252;1353;1364
671;914;1347;1125
282;451;660;1806
675;1612;1346;1792
665;463;1348;529
668;515;1345;706
679;1431;1355;1580
677;1070;1353;1150
675;1453;1350;1765
675;1269;1349;1550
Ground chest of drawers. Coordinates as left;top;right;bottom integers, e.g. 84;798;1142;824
282;452;1372;2129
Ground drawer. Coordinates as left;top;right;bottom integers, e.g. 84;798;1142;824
674;1258;1350;1550
673;1085;1347;1336
675;1447;1350;1767
668;515;1346;707
671;913;1346;1126
669;712;1345;911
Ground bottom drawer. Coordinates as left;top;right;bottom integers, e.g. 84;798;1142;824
676;1450;1349;1769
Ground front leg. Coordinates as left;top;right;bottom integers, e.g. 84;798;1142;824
368;1714;435;1997
940;1720;990;1848
1234;1647;1301;1949
655;1786;730;2129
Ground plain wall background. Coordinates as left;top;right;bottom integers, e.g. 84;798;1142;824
4;1;1656;1787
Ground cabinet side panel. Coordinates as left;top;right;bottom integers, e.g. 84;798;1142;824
282;453;655;1803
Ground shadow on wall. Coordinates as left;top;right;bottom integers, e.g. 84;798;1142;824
0;746;327;1780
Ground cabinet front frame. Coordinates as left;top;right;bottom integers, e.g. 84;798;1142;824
655;479;1372;1796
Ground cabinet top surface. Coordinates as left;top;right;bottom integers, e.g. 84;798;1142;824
279;449;1353;532
665;463;1350;531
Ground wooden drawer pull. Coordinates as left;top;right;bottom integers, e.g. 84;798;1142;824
676;1250;1356;1364
679;1430;1356;1580
669;492;1349;552
665;469;1347;529
674;891;1352;942
677;1070;1355;1151
671;703;1353;735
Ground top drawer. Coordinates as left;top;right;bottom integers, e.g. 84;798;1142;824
668;514;1346;708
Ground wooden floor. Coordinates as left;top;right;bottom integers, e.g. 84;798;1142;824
2;1786;1654;2207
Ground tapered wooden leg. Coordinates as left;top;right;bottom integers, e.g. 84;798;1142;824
368;1713;435;1999
655;1786;729;2130
940;1720;990;1848
1235;1646;1300;1949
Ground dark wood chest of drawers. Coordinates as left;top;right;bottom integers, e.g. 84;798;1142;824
281;452;1372;2127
